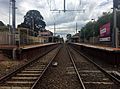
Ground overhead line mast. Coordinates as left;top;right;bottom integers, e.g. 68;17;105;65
50;0;84;13
64;0;65;12
11;0;16;34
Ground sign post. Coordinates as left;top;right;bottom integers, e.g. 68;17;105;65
113;0;120;48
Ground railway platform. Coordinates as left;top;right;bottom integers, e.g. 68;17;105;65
0;43;59;60
69;43;120;64
0;44;119;89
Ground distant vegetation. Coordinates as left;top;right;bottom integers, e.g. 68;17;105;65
0;21;5;26
80;12;120;40
18;10;46;33
0;21;9;32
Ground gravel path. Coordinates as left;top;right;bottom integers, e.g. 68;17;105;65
37;44;82;89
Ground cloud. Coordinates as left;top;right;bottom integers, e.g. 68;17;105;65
0;0;113;38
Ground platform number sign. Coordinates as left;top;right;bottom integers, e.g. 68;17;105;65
113;0;120;9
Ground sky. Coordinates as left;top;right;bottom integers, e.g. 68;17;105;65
0;0;113;39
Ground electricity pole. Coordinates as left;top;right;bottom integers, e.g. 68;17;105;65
11;0;16;45
113;8;118;48
113;0;120;48
76;22;77;34
64;0;66;12
9;0;11;45
52;23;56;43
91;19;95;44
54;23;56;36
50;0;84;13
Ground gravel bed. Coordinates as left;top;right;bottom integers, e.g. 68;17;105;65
76;48;120;79
0;45;60;88
0;57;26;78
36;44;82;89
69;47;120;89
85;53;120;72
0;46;58;79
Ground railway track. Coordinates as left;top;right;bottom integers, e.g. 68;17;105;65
67;45;120;89
0;45;61;89
36;44;83;89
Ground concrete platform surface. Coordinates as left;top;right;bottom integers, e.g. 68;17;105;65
73;43;120;52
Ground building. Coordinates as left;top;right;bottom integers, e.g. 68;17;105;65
38;30;53;43
38;30;53;36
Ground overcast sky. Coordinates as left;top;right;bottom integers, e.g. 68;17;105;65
0;0;113;39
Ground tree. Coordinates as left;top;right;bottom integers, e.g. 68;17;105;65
66;34;72;40
80;12;116;41
0;21;9;32
18;10;46;32
0;21;5;26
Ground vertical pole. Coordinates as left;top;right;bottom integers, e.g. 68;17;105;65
9;0;11;45
91;19;95;44
115;8;118;48
11;0;16;45
84;29;85;43
54;23;55;36
53;23;55;42
64;0;65;12
113;8;118;48
76;22;77;34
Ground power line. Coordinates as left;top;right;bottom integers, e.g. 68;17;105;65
46;0;56;22
50;0;84;13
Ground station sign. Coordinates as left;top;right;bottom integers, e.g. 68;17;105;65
113;0;120;9
99;22;111;42
99;37;110;41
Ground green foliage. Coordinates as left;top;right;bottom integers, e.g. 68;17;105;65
18;10;46;32
0;21;5;26
80;12;116;40
0;26;9;32
66;34;72;40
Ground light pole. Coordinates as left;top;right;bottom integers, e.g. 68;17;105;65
11;0;16;45
9;0;11;45
91;19;95;45
112;8;118;48
84;29;85;43
112;0;120;48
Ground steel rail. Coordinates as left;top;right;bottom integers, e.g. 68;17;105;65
0;45;59;84
66;46;86;89
31;45;62;89
70;45;120;86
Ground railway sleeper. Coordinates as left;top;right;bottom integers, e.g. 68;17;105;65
0;86;30;89
110;71;120;81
